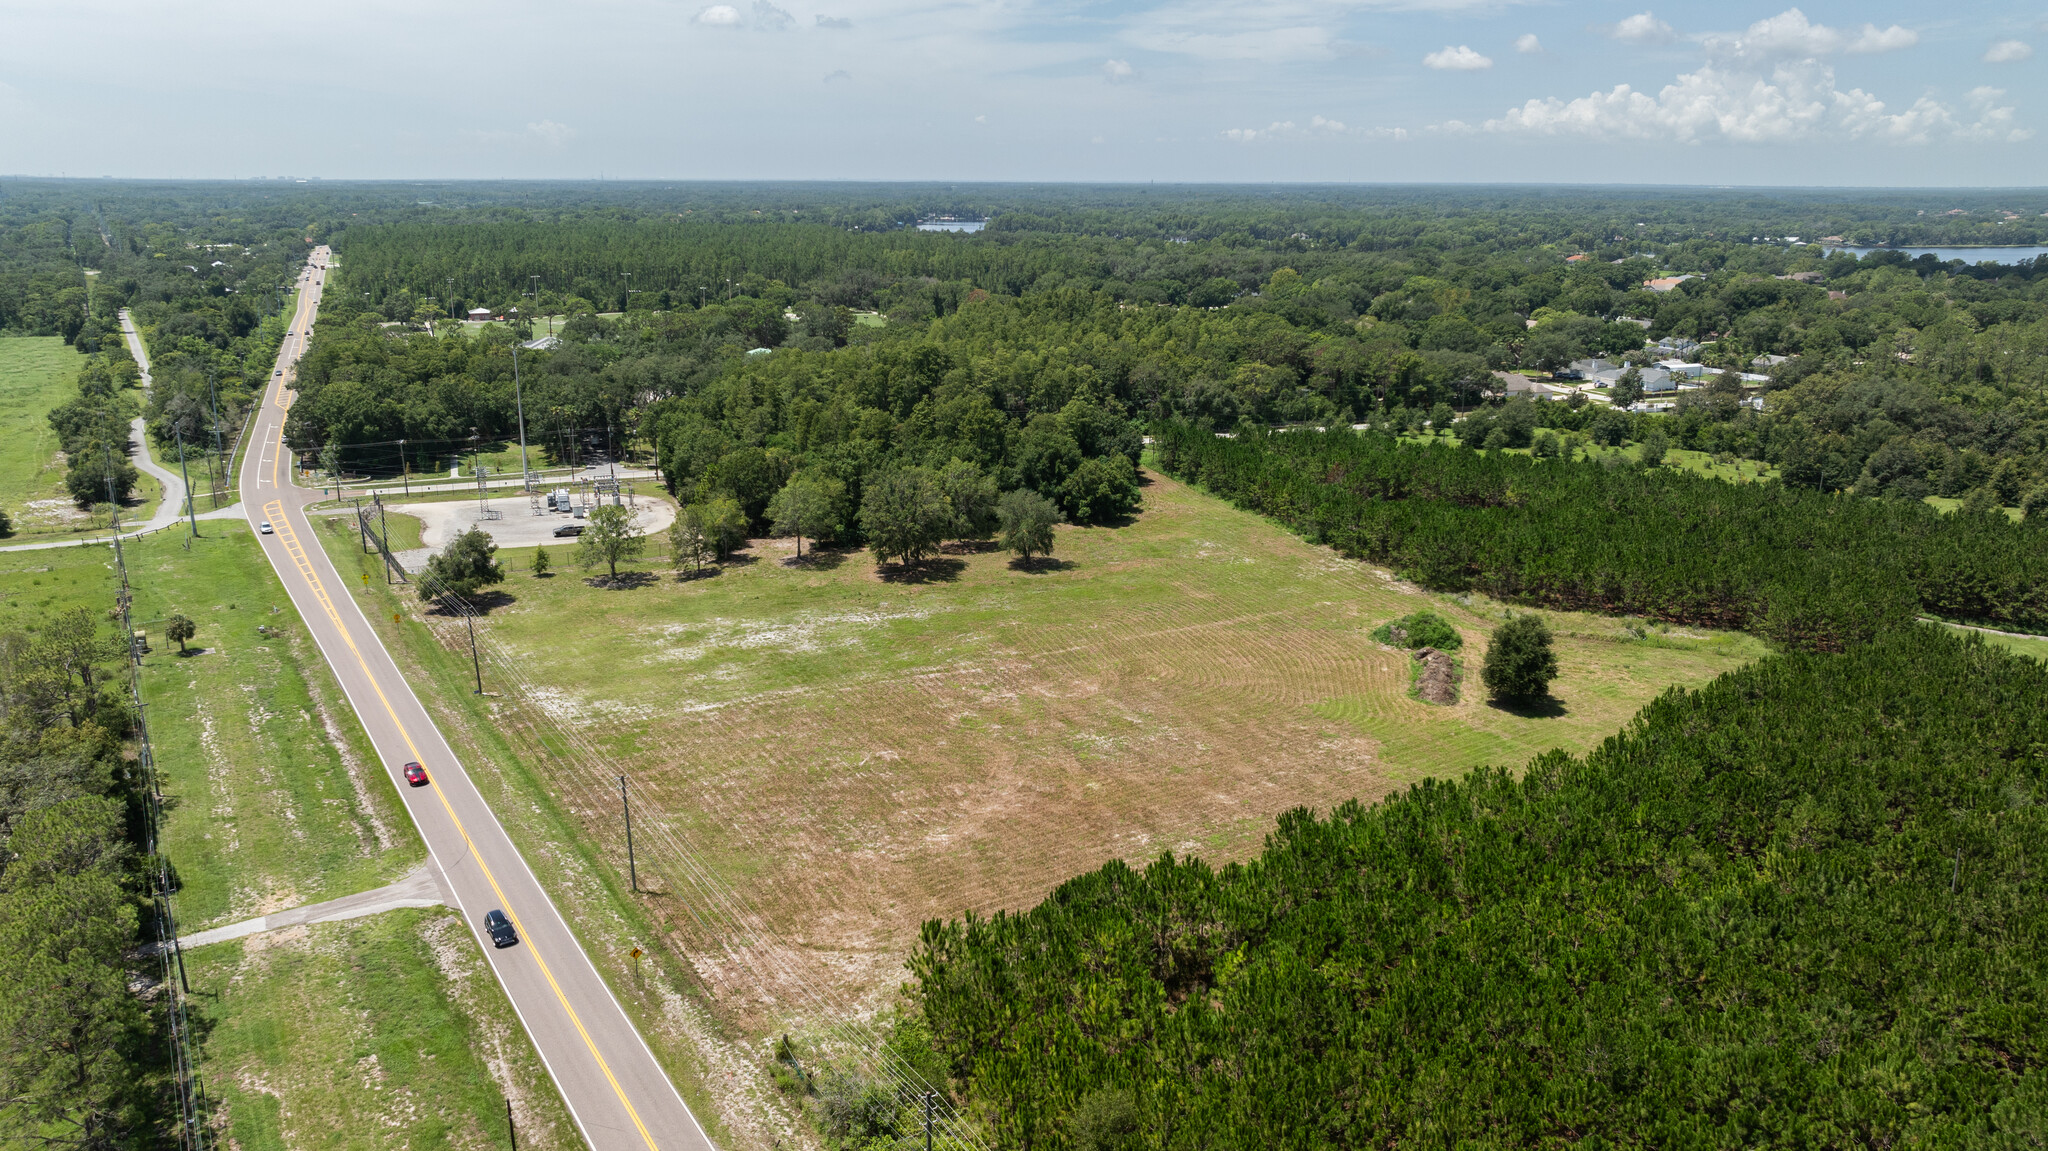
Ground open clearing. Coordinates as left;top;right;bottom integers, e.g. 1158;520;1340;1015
325;468;1768;1040
0;337;86;529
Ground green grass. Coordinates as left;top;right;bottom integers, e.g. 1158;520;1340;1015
1924;495;2025;522
0;529;582;1149
0;337;78;524
1936;621;2048;661
1396;429;1781;485
186;908;578;1151
312;468;1770;1071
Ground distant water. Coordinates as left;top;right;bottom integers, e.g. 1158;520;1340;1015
1824;245;2047;265
916;221;985;233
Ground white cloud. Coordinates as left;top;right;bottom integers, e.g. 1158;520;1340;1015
1985;39;2034;63
1609;12;1676;45
822;69;851;83
1514;33;1541;54
1698;9;1916;63
1365;126;1410;140
1484;60;2028;145
1102;58;1135;83
1423;44;1492;70
526;120;574;147
695;4;740;26
750;0;793;31
1312;115;1347;132
1847;24;1918;54
814;13;850;28
1224;121;1296;142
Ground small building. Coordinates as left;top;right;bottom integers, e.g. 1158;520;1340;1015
1643;275;1695;292
467;308;493;322
1655;359;1708;380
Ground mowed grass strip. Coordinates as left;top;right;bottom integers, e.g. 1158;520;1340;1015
323;469;1767;1036
187;908;579;1151
0;530;582;1149
115;526;424;928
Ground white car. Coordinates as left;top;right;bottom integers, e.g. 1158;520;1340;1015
259;522;273;535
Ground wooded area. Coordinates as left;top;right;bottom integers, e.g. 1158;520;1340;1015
911;625;2048;1148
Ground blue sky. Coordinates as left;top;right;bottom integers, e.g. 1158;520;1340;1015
0;0;2041;183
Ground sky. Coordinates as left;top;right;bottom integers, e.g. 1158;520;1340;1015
1;0;2042;185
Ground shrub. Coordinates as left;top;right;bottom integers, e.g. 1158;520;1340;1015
1371;610;1462;650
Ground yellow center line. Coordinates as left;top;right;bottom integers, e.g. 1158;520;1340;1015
259;440;659;1142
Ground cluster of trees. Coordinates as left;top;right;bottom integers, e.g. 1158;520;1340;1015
1157;422;2048;649
0;609;163;1142
910;626;2048;1147
47;352;142;507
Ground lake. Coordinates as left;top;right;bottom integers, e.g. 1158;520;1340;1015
916;221;985;233
1824;245;2047;265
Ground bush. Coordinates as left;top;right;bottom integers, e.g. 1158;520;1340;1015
1480;614;1557;700
1371;610;1462;650
418;527;504;606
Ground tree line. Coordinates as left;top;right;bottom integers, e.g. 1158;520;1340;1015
0;609;171;1142
1155;421;2048;648
910;625;2048;1148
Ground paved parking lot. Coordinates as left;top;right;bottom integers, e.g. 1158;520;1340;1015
392;492;676;569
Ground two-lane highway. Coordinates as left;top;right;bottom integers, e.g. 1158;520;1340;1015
242;252;713;1151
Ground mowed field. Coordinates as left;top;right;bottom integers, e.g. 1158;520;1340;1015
0;337;82;527
340;468;1768;1036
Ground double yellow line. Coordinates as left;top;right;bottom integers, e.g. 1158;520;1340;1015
259;310;661;1150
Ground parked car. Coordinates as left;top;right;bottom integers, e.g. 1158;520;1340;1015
553;523;584;537
483;909;518;948
402;761;429;787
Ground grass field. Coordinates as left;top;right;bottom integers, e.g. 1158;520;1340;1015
0;531;580;1149
317;468;1769;1059
0;337;87;531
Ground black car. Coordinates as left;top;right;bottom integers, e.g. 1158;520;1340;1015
552;523;584;537
483;909;518;948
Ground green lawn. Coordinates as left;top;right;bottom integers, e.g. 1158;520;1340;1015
0;530;581;1149
1937;621;2048;661
0;337;85;530
314;468;1769;1066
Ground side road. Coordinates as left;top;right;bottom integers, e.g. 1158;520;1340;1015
119;308;189;533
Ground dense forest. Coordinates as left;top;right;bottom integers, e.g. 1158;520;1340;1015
297;186;2048;516
910;626;2048;1148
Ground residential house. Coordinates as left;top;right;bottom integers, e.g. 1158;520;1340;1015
1643;275;1695;291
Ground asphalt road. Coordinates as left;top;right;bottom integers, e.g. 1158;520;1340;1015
240;253;714;1151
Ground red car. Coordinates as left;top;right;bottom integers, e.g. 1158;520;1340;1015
403;761;429;787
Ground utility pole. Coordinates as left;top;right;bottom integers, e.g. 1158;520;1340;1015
206;369;225;507
923;1091;936;1151
507;1099;516;1150
619;775;637;892
176;430;198;546
399;439;409;496
465;613;483;694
